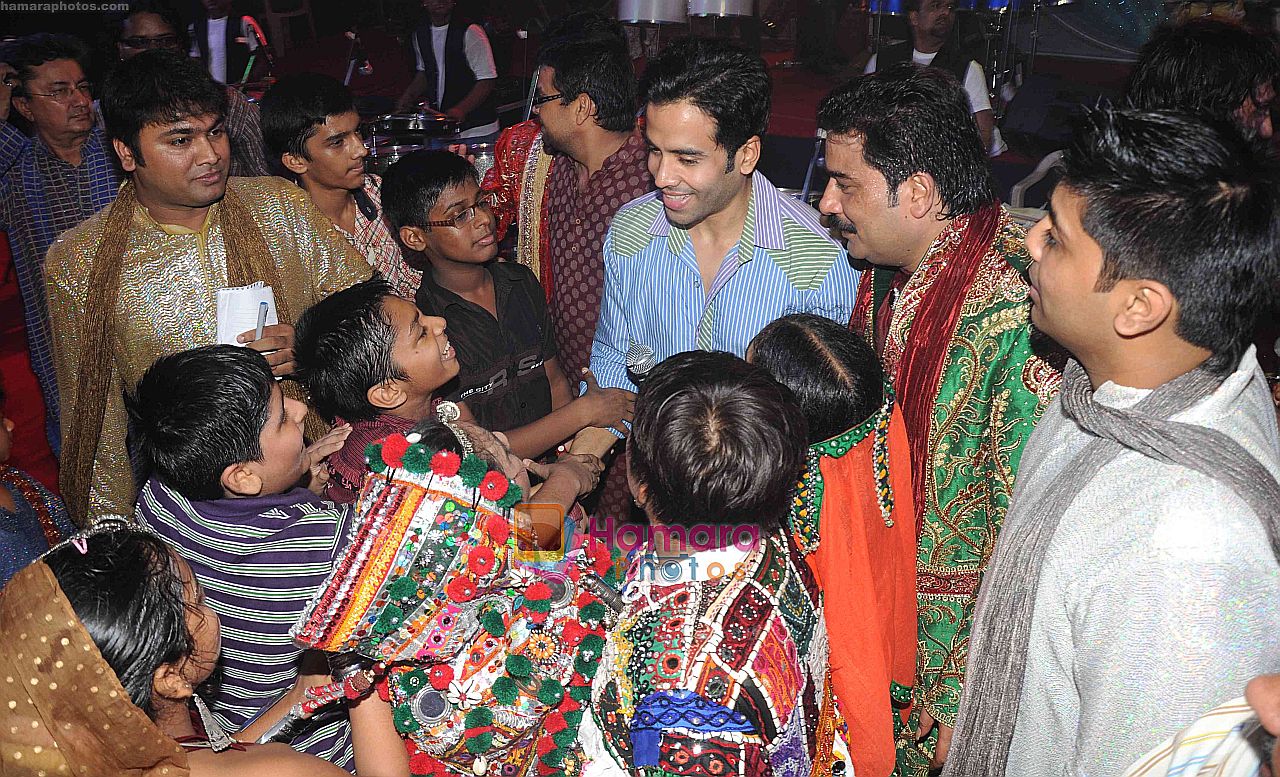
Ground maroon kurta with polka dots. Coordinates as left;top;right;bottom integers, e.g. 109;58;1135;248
543;131;652;381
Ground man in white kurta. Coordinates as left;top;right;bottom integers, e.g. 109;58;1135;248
1005;346;1280;775
943;106;1280;777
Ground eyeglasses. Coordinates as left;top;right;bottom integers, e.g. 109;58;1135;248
424;193;494;229
120;34;181;50
531;91;564;108
24;81;93;103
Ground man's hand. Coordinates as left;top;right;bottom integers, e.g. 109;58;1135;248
238;322;296;377
916;708;954;769
577;369;636;430
303;423;351;495
444;106;467;122
526;453;604;498
445;143;477;164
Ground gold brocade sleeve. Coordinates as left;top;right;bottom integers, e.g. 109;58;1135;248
46;216;139;522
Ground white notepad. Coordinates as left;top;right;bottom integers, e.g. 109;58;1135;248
215;282;279;345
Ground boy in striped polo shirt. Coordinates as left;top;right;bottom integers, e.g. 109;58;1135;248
127;344;358;768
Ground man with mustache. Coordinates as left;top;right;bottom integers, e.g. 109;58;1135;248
816;64;1060;776
0;34;121;460
43;50;370;523
589;38;857;399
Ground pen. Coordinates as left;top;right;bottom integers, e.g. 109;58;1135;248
254;300;268;342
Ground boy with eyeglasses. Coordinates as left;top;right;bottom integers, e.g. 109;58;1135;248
380;149;634;461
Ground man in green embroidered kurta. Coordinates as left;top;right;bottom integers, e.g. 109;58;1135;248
816;66;1062;775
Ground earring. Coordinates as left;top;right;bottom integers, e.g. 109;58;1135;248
192;694;236;752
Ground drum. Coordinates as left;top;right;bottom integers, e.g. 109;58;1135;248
367;112;461;139
364;143;425;176
688;0;754;16
870;0;906;14
618;0;687;23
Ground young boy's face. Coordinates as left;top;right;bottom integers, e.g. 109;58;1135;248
286;110;367;193
384;295;460;406
246;383;309;495
417;178;499;266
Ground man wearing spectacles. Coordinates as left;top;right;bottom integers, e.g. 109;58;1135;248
1;33;122;462
480;12;652;521
114;0;272;178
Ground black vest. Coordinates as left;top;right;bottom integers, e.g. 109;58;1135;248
413;18;498;132
194;14;253;85
878;40;971;84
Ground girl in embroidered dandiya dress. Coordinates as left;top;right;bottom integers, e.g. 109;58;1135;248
750;314;919;777
291;406;615;777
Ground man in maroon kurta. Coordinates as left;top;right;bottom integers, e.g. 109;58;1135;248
483;13;650;521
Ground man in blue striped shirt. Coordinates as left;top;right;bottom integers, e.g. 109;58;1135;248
1;35;121;458
590;38;859;395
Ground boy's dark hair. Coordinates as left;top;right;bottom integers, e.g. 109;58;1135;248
749;314;884;444
259;73;357;161
6;33;90;97
45;526;195;720
1061;105;1280;375
1125;18;1279;138
126;345;275;500
101;48;227;164
630;351;806;532
642;37;770;170
295;277;404;423
536;11;636;133
381;149;477;232
818;64;996;217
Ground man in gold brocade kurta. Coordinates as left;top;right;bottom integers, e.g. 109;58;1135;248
816;65;1062;775
44;50;370;522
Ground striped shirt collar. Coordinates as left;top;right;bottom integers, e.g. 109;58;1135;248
648;172;787;258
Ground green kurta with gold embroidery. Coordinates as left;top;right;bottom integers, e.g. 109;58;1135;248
853;210;1061;775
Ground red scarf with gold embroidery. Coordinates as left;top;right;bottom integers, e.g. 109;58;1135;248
850;204;1001;533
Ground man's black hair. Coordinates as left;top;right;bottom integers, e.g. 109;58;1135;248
381;149;477;231
100;48;227;164
6;33;90;97
45;526;195;720
536;11;637;133
750;313;885;444
126;345;275;500
112;0;191;53
1125;18;1279;138
642;37;770;171
259;73;357;161
630;351;806;532
818;63;996;216
1060;106;1280;375
294;276;405;423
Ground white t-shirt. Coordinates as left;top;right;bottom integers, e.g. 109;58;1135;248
412;22;499;138
866;50;1007;156
188;16;258;84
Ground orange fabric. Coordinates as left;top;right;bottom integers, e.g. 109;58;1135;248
0;561;190;776
809;408;917;777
